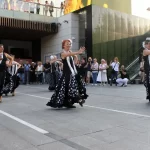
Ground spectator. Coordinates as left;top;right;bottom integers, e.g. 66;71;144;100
36;0;40;14
97;59;107;86
24;61;30;84
91;58;98;86
60;2;64;16
105;60;109;83
49;0;54;17
44;60;50;83
36;61;44;84
80;58;87;82
85;57;92;84
29;0;36;13
116;65;129;87
110;57;120;86
30;62;36;84
22;0;30;12
44;1;49;16
17;60;24;84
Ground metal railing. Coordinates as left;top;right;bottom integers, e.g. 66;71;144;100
0;0;63;18
126;57;139;70
124;46;142;68
118;46;143;81
127;60;140;81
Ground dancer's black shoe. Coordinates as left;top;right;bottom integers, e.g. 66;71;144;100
79;99;85;107
146;96;150;102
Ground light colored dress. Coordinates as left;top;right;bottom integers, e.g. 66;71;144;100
97;63;107;82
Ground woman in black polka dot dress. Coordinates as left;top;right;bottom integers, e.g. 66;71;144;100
46;39;88;108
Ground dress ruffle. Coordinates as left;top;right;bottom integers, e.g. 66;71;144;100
46;74;88;108
48;71;61;91
3;73;20;95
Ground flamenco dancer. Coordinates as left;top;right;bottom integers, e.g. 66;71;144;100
48;55;62;91
143;39;150;101
3;55;21;96
46;39;88;108
0;44;13;102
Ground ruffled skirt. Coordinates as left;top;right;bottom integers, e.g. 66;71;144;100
48;71;61;91
3;72;20;95
46;73;88;108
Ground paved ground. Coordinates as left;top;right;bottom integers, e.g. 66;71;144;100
0;84;150;150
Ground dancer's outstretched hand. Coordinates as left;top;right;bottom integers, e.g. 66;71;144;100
78;47;86;54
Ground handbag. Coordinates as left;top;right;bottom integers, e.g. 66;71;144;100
111;63;117;74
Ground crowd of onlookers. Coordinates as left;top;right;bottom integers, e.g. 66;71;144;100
76;57;129;87
17;60;49;85
16;56;145;87
0;0;65;17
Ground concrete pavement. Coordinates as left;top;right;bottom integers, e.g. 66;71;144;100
0;84;150;150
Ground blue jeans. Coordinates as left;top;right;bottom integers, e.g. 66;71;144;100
18;73;24;84
110;71;118;85
92;72;98;84
24;71;30;84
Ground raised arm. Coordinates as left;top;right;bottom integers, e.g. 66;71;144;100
61;47;85;59
5;53;13;66
5;53;13;61
143;49;150;56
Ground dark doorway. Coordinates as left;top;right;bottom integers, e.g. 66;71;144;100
10;48;30;59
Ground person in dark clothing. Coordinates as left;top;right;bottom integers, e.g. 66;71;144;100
24;61;30;84
143;39;150;101
76;60;81;73
17;60;24;84
116;65;129;87
46;39;88;108
44;60;50;83
0;44;13;102
30;62;36;83
3;55;21;96
80;58;87;82
85;57;92;84
48;56;62;91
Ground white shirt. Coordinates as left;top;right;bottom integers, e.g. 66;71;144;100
8;61;18;75
91;62;98;72
0;52;3;64
111;62;119;71
99;64;107;71
50;1;54;7
37;65;43;71
30;3;36;11
49;1;54;10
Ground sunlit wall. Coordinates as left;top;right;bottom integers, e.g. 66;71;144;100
92;5;150;66
92;0;131;14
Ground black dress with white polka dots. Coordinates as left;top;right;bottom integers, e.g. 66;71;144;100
46;57;88;108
